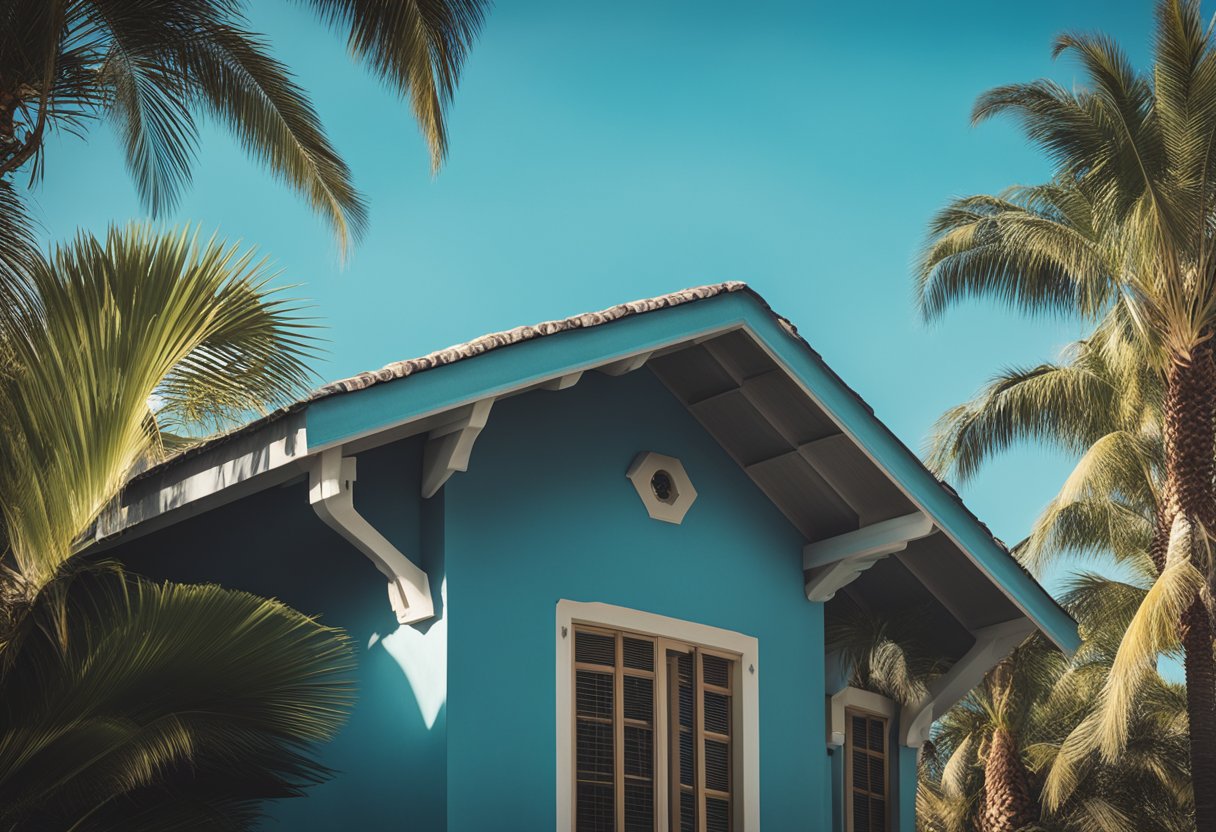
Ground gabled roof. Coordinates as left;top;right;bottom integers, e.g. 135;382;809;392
119;283;749;485
98;283;1079;658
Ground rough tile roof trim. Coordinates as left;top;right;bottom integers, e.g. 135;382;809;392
313;281;750;398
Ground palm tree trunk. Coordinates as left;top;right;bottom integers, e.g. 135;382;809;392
1182;601;1216;822
981;727;1038;832
1163;341;1216;832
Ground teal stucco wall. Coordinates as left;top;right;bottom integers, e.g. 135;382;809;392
442;369;827;830
110;438;449;831
105;363;888;830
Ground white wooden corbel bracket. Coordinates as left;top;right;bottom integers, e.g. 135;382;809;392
309;449;435;625
803;511;936;602
598;351;653;376
900;617;1035;748
421;398;494;498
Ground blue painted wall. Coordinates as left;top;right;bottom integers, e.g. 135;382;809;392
110;438;449;831
106;358;928;830
895;745;919;832
443;369;826;830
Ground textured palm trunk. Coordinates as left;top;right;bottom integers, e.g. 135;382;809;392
980;727;1038;832
1162;341;1216;832
1182;601;1216;827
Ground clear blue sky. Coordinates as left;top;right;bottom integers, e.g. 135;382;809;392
30;0;1154;592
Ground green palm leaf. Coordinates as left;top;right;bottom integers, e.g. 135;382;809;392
0;0;489;256
0;224;353;827
0;563;353;831
297;0;487;171
0;224;315;582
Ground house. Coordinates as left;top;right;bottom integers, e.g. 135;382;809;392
91;283;1078;831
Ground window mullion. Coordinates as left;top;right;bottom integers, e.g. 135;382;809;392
695;649;707;832
655;640;670;832
615;631;625;832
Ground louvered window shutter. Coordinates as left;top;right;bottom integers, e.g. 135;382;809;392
847;712;888;832
576;631;617;832
574;627;737;832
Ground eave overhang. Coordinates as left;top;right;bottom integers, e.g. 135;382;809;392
90;286;1079;655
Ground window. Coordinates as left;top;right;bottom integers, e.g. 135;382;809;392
846;710;888;832
557;602;759;832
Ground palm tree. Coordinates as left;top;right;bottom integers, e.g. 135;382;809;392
0;224;354;828
918;620;1193;832
919;643;1053;832
917;2;1216;826
0;0;489;262
926;316;1209;820
828;578;1193;831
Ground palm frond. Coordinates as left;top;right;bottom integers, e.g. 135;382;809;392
1041;519;1202;810
917;188;1114;322
0;563;353;831
926;359;1123;482
825;598;947;707
1053;430;1159;519
1061;573;1160;662
179;22;368;257
0;178;38;310
1018;496;1155;577
0;224;316;583
2;0;491;252
296;0;489;170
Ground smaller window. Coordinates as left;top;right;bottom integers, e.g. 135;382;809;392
846;710;888;832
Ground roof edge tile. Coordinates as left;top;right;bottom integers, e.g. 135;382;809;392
313;281;749;398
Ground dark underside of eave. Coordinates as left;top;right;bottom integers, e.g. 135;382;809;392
649;329;1024;661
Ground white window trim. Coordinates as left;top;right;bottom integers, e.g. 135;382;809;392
827;686;895;748
556;600;760;832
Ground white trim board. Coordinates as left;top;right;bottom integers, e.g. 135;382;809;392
826;687;895;748
90;412;309;551
555;600;761;832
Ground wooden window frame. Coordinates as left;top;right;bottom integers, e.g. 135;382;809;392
557;601;760;832
844;708;890;832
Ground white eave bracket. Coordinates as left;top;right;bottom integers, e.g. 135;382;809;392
803;511;936;602
541;371;583;391
309;448;434;625
900;617;1035;748
421;398;494;499
598;351;653;377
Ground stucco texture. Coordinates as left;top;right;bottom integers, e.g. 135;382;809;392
443;369;826;830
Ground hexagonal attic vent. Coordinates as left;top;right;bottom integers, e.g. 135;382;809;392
626;452;697;524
